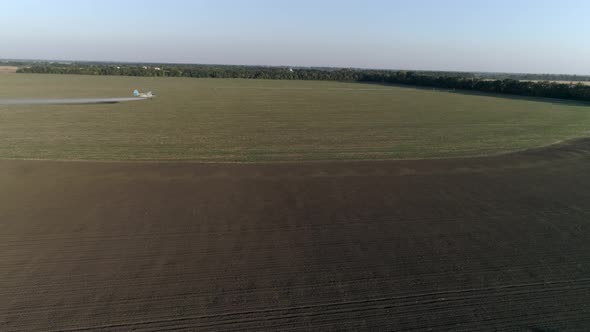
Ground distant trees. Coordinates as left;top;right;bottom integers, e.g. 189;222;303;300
355;72;590;101
16;63;590;103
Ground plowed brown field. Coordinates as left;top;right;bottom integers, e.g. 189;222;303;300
2;139;590;331
0;66;17;74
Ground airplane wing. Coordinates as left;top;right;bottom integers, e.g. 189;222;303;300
0;97;146;105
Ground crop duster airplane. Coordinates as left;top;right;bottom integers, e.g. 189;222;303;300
133;90;155;98
0;90;155;105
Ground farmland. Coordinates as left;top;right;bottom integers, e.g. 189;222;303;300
2;74;590;331
0;66;18;74
2;139;590;330
523;80;590;86
1;74;590;161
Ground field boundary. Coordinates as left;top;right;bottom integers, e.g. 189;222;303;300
2;136;589;165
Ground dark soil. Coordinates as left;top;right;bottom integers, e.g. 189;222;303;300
2;139;590;331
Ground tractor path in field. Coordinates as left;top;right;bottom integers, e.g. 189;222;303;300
2;139;590;331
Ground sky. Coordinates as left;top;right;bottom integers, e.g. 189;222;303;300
1;0;589;74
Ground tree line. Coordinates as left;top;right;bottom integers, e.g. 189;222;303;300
16;63;590;102
359;71;590;102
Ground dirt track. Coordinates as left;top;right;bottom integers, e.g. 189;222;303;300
2;140;590;331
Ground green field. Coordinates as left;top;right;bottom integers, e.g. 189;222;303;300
1;74;589;161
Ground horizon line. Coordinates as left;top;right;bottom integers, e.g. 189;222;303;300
2;57;589;77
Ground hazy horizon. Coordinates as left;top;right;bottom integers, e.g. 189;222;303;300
2;0;589;75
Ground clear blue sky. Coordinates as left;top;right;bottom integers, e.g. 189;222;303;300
1;0;589;74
